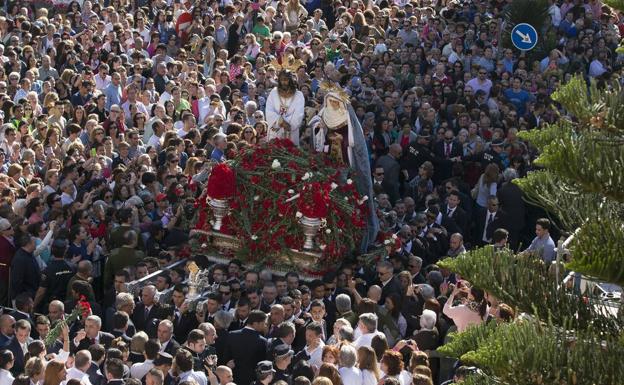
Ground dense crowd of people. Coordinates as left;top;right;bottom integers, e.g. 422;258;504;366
0;0;617;384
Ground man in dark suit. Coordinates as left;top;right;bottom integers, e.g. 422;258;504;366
10;233;40;300
133;285;167;333
72;315;114;352
474;196;509;246
157;320;180;355
434;130;463;182
497;168;526;251
110;311;132;344
10;294;37;338
103;270;130;310
0;218;15;306
228;298;250;331
6;319;33;375
168;285;199;344
267;322;296;359
223;310;268;385
105;358;126;385
0;315;15;347
376;260;403;305
375;144;403;205
441;190;469;237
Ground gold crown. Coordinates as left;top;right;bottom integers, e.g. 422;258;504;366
319;81;350;103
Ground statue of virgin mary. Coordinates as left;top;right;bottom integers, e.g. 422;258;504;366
310;83;379;251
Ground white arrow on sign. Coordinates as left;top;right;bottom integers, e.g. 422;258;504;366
515;30;532;44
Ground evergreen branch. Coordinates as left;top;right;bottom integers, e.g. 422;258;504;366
567;220;624;286
604;0;624;14
437;322;498;359
460;374;503;385
530;127;624;203
458;321;624;385
437;247;623;334
514;170;624;230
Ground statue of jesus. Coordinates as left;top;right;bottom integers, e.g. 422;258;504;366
265;70;305;146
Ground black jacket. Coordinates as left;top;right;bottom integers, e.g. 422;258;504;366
132;302;167;332
72;331;115;352
474;208;509;246
223;328;267;385
379;275;403;306
162;338;181;356
10;248;40;299
7;336;33;375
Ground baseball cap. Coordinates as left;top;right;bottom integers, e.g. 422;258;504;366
256;361;275;375
155;193;167;203
273;344;294;359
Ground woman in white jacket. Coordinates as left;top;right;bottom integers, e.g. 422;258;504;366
357;346;380;385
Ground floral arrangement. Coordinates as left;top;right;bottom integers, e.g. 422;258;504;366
377;231;403;254
195;139;369;273
207;163;237;199
298;182;331;219
44;295;91;346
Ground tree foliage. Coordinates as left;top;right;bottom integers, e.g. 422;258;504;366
437;55;624;385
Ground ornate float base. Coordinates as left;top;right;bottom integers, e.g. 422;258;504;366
190;229;323;279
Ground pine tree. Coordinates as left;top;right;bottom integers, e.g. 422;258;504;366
436;2;624;379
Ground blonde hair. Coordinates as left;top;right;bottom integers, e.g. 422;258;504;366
130;331;149;353
25;357;44;379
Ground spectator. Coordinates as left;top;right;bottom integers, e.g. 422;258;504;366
0;350;14;385
526;218;557;264
443;286;489;332
338;345;360;385
357;346;380;385
223;310;268;385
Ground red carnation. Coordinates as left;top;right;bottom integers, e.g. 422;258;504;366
78;295;91;318
299;182;330;218
207;163;237;199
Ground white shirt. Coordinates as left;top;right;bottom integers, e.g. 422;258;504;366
94;74;111;90
549;4;562;27
61;191;75;207
353;331;384;349
0;368;13;385
179;370;207;385
589;59;607;78
482;211;496;243
339;366;362;385
158;91;172;105
361;369;378;385
159;339;171;352
304;340;325;369
130;359;154;379
147;134;162;151
176;127;191;138
66;367;92;385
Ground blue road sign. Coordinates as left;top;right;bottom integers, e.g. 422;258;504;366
511;23;538;51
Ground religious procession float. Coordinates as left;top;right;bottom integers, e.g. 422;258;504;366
190;80;396;277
